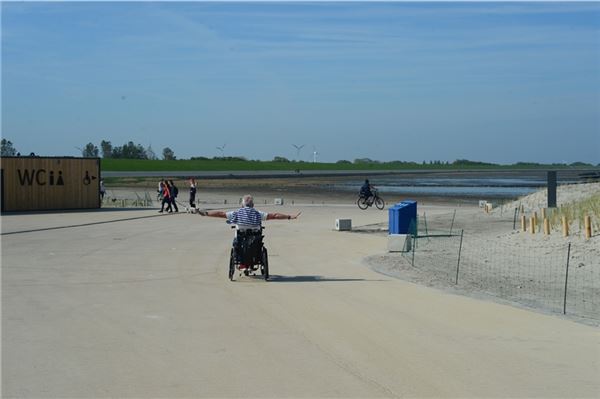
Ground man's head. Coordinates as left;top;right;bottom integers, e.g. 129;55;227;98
365;179;370;184
242;195;254;207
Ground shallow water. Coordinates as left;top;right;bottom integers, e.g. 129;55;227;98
332;176;578;199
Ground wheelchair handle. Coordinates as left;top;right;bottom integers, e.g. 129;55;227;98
230;225;265;230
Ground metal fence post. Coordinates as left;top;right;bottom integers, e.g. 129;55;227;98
412;217;419;250
411;222;416;267
563;242;571;315
455;229;464;285
513;207;518;230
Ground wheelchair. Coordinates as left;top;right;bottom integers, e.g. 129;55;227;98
228;227;269;281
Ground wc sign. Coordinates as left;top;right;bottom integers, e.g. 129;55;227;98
1;156;101;212
16;169;97;186
17;169;65;186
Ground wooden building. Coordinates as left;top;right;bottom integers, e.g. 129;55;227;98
1;156;101;212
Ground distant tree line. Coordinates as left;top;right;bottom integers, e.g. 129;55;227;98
80;140;176;160
1;136;598;166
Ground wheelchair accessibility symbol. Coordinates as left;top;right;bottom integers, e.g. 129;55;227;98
83;171;97;185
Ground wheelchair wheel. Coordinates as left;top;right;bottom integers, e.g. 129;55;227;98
357;197;369;210
261;247;269;281
228;248;235;281
375;196;385;210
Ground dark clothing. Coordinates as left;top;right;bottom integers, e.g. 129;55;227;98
160;185;172;212
161;197;173;212
169;184;179;212
360;183;372;198
233;230;262;265
189;186;196;208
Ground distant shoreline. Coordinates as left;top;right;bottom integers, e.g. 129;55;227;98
103;169;596;204
101;168;598;181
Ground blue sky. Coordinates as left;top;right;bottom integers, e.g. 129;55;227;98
2;1;599;164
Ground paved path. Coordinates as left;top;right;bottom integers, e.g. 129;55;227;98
2;205;599;397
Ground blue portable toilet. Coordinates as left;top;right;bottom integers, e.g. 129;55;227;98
389;200;417;234
388;204;400;234
398;200;417;234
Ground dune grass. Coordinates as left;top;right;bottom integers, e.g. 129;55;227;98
548;193;600;234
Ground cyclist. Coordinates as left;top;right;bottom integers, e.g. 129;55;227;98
360;179;375;204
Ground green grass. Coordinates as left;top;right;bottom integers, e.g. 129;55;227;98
100;158;598;172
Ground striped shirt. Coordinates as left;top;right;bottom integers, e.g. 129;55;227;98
226;206;268;230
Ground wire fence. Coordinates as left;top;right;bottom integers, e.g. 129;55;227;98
101;190;156;208
400;213;599;322
100;189;294;209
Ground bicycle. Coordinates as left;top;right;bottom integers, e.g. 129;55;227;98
357;189;385;210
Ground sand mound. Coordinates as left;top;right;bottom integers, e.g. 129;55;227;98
499;182;600;213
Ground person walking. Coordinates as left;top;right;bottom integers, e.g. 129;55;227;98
168;180;179;213
159;180;172;213
99;179;106;203
157;179;164;201
189;178;197;210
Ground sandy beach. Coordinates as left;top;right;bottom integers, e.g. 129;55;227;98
2;180;599;397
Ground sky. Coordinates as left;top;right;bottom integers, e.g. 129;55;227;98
2;1;599;164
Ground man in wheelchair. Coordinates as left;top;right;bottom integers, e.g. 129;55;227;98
198;195;300;278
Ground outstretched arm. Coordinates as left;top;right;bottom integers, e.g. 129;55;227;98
266;212;301;220
198;210;227;218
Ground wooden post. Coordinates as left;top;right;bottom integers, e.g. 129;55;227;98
521;215;527;232
562;216;569;237
530;217;536;234
533;211;538;229
541;208;547;219
584;216;592;239
543;218;550;235
519;204;524;214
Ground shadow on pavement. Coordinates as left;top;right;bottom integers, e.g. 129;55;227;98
1;211;174;235
267;275;385;283
1;207;154;216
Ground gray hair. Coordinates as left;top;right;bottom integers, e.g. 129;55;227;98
242;194;254;207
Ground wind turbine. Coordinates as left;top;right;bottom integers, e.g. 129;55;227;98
292;144;305;161
216;144;226;157
312;145;318;163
